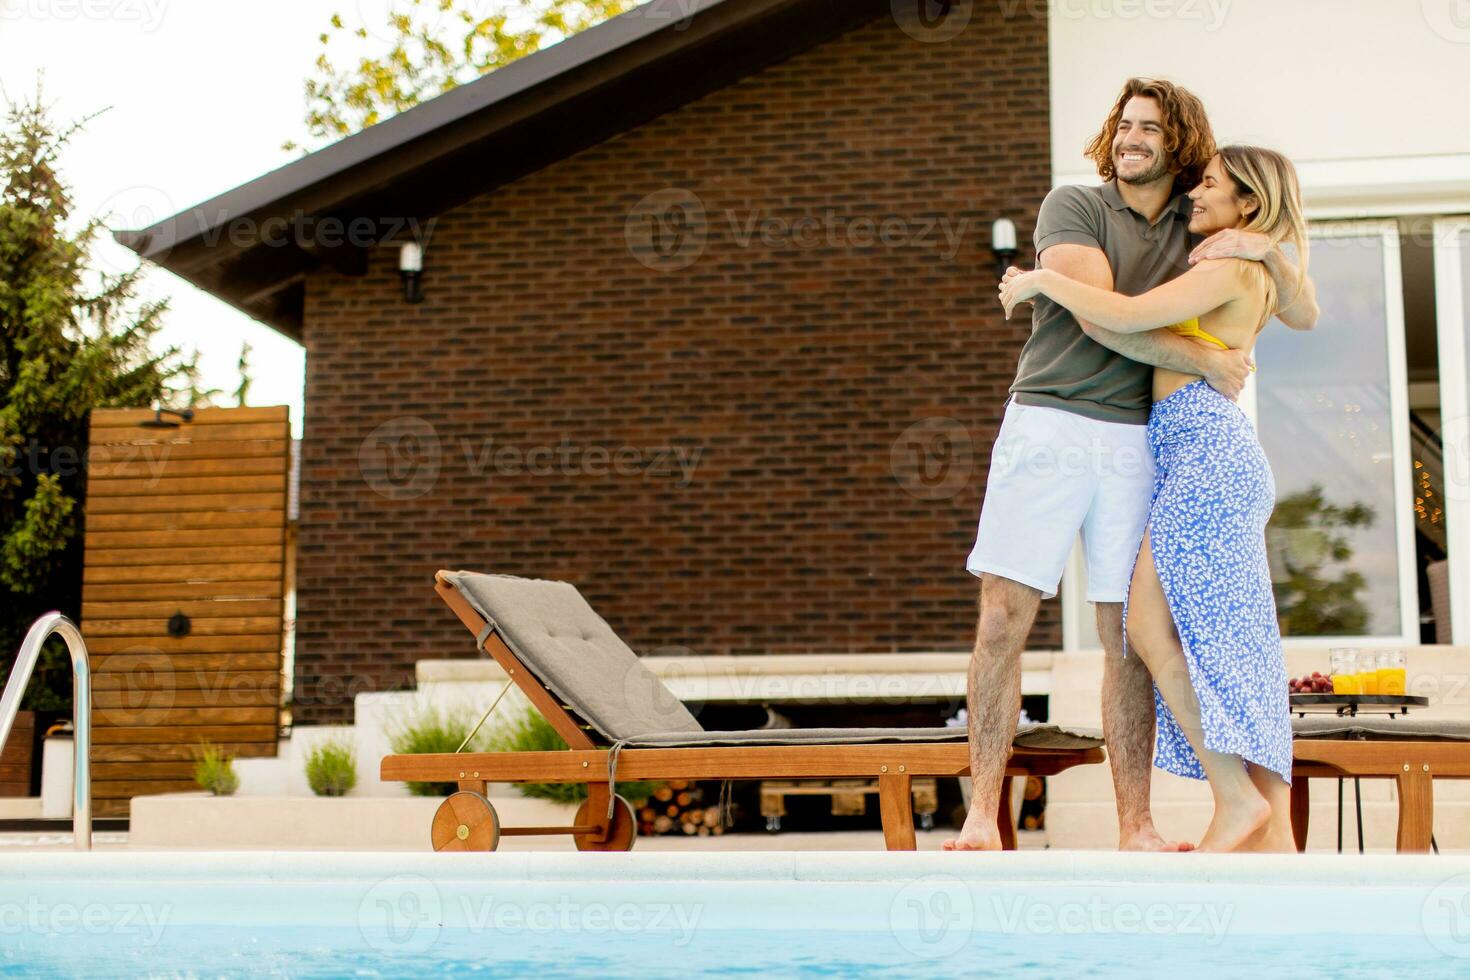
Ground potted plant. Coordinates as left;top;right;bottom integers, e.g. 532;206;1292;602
304;739;357;797
387;709;485;797
193;742;240;796
489;708;659;806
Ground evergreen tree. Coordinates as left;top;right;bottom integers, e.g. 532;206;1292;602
0;87;194;707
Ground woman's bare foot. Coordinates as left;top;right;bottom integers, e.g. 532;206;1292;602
1196;793;1271;852
1242;830;1296;853
1239;816;1296;853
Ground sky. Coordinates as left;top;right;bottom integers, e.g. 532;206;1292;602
0;1;442;437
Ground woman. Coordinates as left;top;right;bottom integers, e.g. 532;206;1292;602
1000;146;1309;853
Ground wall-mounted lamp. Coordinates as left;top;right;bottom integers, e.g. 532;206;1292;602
138;406;196;429
991;217;1017;278
399;241;424;304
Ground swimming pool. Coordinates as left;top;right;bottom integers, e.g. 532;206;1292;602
4;851;1469;976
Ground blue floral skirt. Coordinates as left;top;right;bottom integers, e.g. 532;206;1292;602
1121;379;1292;784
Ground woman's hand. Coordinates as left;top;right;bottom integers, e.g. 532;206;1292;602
998;268;1051;320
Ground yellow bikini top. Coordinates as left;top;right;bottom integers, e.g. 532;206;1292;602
1166;317;1230;351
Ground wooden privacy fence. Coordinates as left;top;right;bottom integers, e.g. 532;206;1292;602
82;406;290;816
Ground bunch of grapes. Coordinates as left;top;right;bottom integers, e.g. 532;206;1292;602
1288;672;1333;694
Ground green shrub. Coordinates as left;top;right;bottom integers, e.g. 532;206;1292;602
388;708;484;797
488;709;659;806
304;739;357;797
194;742;239;796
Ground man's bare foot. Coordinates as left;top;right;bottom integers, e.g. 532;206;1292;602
1119;826;1194;853
1196;796;1271;852
942;809;1003;851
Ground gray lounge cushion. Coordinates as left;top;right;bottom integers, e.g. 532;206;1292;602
1293;716;1470;741
625;722;1102;750
445;570;703;742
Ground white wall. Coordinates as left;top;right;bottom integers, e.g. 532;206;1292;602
1048;0;1470;212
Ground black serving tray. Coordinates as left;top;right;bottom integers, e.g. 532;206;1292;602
1289;694;1428;718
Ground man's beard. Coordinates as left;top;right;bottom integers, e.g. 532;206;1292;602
1116;151;1171;186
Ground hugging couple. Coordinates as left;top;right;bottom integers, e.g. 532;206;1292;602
946;77;1319;853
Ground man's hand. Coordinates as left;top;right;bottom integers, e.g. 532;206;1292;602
1192;229;1319;329
1201;346;1255;401
1189;229;1271;264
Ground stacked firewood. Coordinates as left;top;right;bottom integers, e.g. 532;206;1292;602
638;780;725;836
1019;775;1046;831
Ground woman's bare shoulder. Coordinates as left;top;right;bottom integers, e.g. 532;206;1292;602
1195;258;1271;304
1191;256;1261;280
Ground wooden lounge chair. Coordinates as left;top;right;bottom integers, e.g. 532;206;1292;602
381;570;1106;852
1291;716;1470;853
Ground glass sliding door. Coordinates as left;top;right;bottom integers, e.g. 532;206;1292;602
1435;218;1470;643
1253;221;1417;643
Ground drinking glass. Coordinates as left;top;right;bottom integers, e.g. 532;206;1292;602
1377;650;1407;696
1330;649;1359;695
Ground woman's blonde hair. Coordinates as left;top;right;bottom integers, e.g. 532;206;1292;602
1216;144;1310;324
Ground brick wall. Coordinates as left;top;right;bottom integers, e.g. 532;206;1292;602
296;4;1057;723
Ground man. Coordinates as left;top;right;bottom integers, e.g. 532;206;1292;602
945;78;1319;852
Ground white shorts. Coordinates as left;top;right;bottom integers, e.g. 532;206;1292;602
966;398;1154;602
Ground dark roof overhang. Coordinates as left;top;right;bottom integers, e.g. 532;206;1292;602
114;0;889;339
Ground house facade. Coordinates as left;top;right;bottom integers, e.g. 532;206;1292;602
119;0;1470;727
121;0;1056;723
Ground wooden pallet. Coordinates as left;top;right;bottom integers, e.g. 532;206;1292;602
759;778;939;831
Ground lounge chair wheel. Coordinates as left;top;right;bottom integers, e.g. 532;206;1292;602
431;791;501;852
573;794;637;851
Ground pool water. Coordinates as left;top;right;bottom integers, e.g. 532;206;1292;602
2;926;1455;977
4;851;1469;977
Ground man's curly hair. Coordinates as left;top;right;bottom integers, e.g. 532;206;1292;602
1084;78;1216;193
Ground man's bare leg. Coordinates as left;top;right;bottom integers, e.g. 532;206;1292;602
943;573;1041;851
1098;601;1189;852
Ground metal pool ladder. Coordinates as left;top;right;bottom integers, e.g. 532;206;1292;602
0;613;91;850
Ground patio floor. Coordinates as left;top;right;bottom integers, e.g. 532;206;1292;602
0;828;1050;852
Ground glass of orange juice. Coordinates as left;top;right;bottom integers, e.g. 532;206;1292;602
1357;652;1380;695
1377;650;1407;696
1330;649;1359;695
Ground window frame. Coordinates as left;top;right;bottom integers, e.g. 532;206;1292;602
1433;217;1470;644
1258;219;1419;648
